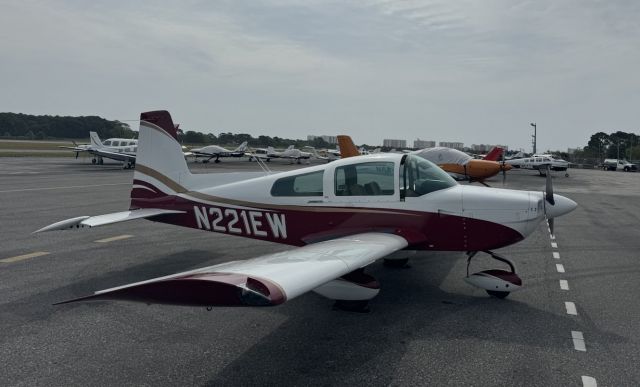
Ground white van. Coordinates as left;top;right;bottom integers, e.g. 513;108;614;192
603;159;637;172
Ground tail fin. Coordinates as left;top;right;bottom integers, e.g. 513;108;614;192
286;145;294;151
235;141;248;152
484;147;504;161
131;110;192;209
337;135;360;158
89;132;104;148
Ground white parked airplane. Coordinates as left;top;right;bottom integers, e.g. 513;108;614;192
38;110;577;311
61;132;138;169
505;154;570;177
190;141;248;163
247;145;312;164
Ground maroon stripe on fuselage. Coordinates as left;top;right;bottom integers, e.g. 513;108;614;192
132;193;524;251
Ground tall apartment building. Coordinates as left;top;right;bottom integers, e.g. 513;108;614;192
383;139;407;148
414;139;436;149
438;141;464;150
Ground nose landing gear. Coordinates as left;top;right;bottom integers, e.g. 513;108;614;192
464;251;522;299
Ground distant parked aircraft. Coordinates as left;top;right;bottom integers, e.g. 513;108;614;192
190;142;248;163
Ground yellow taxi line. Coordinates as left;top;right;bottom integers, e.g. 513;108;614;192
0;251;50;264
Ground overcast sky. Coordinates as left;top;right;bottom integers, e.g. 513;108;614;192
1;0;638;151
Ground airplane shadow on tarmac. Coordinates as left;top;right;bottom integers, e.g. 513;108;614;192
201;252;627;386
2;248;628;385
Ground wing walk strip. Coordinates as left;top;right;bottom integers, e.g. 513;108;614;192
94;235;134;243
0;251;50;264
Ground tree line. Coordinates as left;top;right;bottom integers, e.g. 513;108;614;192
0;112;334;148
1;112;638;161
0;112;135;140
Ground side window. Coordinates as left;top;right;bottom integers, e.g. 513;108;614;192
271;171;323;197
335;162;395;196
112;141;120;147
103;140;111;146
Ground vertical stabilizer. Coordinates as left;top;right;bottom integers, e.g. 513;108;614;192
131;111;191;208
89;132;104;148
337;135;360;158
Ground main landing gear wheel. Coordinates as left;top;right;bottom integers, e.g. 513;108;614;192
91;158;97;165
565;172;569;177
464;251;522;299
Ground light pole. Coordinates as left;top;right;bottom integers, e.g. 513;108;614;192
530;122;537;154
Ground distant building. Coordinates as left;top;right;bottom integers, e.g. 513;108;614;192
471;144;509;153
307;135;337;145
414;139;436;149
439;141;464;150
383;139;407;148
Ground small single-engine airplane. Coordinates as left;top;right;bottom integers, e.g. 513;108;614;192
190;141;248;163
413;147;512;184
61;131;138;169
37;110;576;311
505;154;570;177
303;146;341;163
247;145;312;164
338;136;511;185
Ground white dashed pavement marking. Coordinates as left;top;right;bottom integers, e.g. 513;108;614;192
571;331;586;351
565;301;577;315
94;234;134;243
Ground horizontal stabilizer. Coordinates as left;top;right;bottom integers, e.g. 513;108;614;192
34;208;185;233
55;232;408;307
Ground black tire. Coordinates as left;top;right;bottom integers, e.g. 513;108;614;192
487;290;510;299
91;158;97;165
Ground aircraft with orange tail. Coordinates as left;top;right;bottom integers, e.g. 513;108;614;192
338;136;511;184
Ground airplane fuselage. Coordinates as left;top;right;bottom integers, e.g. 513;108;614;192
131;154;556;252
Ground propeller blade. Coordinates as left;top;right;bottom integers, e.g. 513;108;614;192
545;165;555;205
548;218;554;236
75;152;79;159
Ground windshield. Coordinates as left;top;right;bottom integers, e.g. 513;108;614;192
401;155;457;197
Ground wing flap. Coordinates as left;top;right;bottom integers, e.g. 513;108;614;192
57;232;408;306
35;208;185;232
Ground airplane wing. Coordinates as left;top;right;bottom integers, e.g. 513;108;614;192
56;232;408;307
34;208;185;232
87;148;136;162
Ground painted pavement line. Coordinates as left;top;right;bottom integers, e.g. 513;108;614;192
551;242;558;248
0;251;50;264
565;301;577;315
572;331;586;351
556;264;565;273
581;376;597;387
553;252;560;259
94;234;134;243
560;280;570;290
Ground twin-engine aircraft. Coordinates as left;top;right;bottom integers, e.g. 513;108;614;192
506;154;570;177
38;111;577;311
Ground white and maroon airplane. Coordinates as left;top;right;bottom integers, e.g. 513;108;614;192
37;111;577;310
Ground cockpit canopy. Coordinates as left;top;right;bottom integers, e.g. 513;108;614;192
401;155;457;196
270;154;456;198
413;147;472;166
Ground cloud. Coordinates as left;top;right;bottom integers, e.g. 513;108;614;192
1;0;639;150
